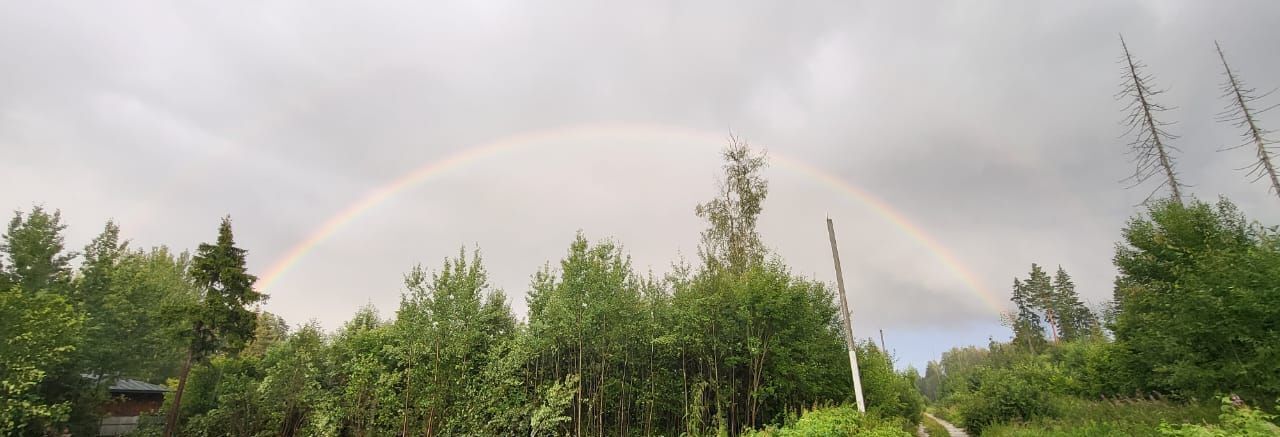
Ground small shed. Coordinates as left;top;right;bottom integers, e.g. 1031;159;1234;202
98;378;169;436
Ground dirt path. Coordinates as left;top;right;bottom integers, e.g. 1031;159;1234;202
920;412;968;437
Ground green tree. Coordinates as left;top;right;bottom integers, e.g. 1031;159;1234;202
258;323;329;437
242;311;289;359
1;208;108;434
1023;264;1059;343
324;305;399;436
0;288;83;435
392;246;515;435
79;228;195;382
919;361;943;402
695;135;769;274
1006;277;1046;353
164;216;266;437
1112;198;1280;402
1049;267;1097;342
2;207;75;295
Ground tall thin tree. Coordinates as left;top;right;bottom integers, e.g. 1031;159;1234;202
1117;35;1185;203
695;134;768;274
163;217;265;437
1214;41;1280;200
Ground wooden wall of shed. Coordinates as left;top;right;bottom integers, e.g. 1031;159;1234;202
102;392;165;417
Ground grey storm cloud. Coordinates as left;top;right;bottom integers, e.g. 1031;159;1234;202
4;0;1280;368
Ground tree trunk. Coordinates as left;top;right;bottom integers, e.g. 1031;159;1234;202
162;347;195;437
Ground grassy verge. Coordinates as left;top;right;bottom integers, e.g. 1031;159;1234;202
928;404;960;425
921;414;950;437
980;396;1217;437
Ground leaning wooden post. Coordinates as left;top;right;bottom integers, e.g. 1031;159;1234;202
826;217;866;413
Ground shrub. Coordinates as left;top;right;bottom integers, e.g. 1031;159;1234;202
768;405;911;437
1159;396;1280;436
956;361;1060;434
856;342;925;424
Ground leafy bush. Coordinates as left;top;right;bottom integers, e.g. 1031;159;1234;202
857;342;925;424
1159;396;1280;436
956;361;1061;434
745;405;911;437
1048;339;1139;398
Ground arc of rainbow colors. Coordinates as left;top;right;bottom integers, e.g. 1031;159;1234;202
257;122;1005;314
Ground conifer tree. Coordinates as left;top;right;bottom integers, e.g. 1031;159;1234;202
163;216;265;437
1007;277;1045;352
1049;267;1097;342
1023;264;1059;344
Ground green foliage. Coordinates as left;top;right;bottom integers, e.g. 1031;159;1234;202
530;374;577;437
1046;338;1137;398
1112;198;1280;402
920;414;950;437
258;323;329;436
0;139;941;436
745;405;911;437
979;396;1217;437
1158;397;1280;436
320;306;399;436
2;206;75;294
187;216;265;359
0;287;82;434
1050;268;1097;343
1005;264;1098;349
856;342;924;424
918;361;943;402
695;135;769;274
955;359;1062;435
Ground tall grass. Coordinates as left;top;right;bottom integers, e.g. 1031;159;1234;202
980;396;1217;437
921;414;950;437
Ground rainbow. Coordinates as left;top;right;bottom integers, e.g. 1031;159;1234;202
257;122;1005;313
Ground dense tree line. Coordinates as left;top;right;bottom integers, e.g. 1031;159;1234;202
912;38;1280;435
0;209;200;435
0;139;924;436
919;198;1280;435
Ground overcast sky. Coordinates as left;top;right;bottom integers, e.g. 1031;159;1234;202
4;1;1280;370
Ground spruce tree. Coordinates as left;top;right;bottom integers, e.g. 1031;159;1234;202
1023;264;1059;344
1050;267;1097;342
163;216;265;437
1007;277;1046;352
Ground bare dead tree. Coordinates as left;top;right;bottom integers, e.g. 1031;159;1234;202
1214;41;1280;201
1116;35;1185;204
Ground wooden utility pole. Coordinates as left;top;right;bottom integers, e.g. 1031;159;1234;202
879;329;887;354
826;217;866;413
